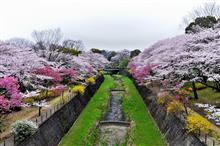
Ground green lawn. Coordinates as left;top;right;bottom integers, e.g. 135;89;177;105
183;82;220;104
190;87;220;105
59;75;115;146
121;76;165;146
59;75;165;146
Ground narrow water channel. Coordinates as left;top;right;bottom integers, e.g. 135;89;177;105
103;90;125;121
97;76;130;146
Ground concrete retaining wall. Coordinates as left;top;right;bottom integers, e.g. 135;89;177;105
18;76;104;146
134;83;206;146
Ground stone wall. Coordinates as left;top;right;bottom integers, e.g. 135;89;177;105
134;84;206;146
18;76;104;146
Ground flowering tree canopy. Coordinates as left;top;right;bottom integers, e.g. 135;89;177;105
0;30;110;114
32;67;62;83
130;22;220;82
0;42;46;78
111;49;130;65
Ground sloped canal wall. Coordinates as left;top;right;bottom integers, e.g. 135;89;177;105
18;76;104;146
133;83;206;146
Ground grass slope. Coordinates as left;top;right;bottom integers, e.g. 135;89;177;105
121;76;165;146
59;75;115;146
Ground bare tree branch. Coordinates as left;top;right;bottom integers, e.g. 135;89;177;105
62;39;85;51
183;2;220;26
31;28;62;50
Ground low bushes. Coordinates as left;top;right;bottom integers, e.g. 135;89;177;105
23;88;65;105
85;77;96;85
157;82;216;141
72;85;85;95
157;90;188;116
166;100;185;115
157;91;173;105
185;114;212;134
11;120;38;144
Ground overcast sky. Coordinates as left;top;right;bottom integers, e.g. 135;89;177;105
0;0;218;51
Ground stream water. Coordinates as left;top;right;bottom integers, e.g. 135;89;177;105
97;76;130;146
103;90;125;121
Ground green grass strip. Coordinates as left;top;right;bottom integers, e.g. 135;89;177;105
59;75;115;146
121;76;165;146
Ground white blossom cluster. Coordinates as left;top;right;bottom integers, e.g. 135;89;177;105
195;103;220;125
111;49;130;63
130;23;220;80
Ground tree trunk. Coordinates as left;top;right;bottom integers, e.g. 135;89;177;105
192;81;198;99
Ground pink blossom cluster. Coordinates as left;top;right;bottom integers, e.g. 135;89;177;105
157;91;169;98
129;62;155;84
59;68;76;82
33;67;62;83
158;87;188;105
51;85;65;96
0;76;22;112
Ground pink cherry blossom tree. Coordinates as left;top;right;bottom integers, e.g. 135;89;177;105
32;67;62;84
0;77;22;112
59;67;76;83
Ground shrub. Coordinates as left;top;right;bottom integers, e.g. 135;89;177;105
26;91;50;103
72;85;85;95
166;100;184;115
11;120;38;144
98;70;104;76
157;91;172;105
28;87;65;103
32;93;45;101
23;98;34;105
85;77;96;85
185;114;212;134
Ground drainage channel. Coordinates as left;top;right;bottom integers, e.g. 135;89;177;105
97;76;130;146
